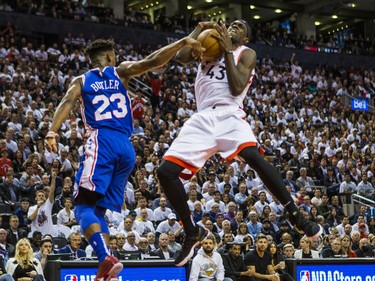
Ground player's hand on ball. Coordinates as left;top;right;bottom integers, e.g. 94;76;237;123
211;22;233;53
184;37;205;59
198;21;215;30
45;131;58;153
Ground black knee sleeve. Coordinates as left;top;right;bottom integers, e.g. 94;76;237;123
74;187;102;206
157;160;183;182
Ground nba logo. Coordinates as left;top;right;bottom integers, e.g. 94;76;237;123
65;275;78;281
300;270;310;281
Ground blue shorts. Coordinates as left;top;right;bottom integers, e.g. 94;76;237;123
74;128;135;212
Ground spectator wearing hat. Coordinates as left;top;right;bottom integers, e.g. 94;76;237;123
260;220;276;242
214;212;225;233
144;152;159;174
156;213;180;236
352;213;369;232
206;190;225;213
358;223;369;239
197;211;211;228
202;172;219;193
275;222;300;247
217;232;234;255
0;148;12;177
127;210;137;222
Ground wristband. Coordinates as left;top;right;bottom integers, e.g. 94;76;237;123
225;50;234;55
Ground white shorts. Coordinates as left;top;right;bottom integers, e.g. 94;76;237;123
164;106;257;176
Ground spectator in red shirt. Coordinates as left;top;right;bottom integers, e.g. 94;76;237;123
147;71;162;111
131;90;145;120
0;148;12;177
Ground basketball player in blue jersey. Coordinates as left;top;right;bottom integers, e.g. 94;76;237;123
45;38;204;281
157;20;322;267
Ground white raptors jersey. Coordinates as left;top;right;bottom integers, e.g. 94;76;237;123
195;45;255;111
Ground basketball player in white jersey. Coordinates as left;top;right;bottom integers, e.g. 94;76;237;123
157;20;322;267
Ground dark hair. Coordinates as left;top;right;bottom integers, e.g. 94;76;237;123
85;39;115;60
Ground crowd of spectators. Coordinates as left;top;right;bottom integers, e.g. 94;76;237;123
1;0;375;56
0;14;374;280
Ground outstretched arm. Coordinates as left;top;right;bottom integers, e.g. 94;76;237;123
175;21;215;64
45;77;82;152
116;37;203;84
48;169;57;203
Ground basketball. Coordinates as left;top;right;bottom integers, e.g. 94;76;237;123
197;29;223;61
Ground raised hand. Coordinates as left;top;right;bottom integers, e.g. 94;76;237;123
184;37;205;59
211;22;233;53
198;21;215;30
45;131;58;153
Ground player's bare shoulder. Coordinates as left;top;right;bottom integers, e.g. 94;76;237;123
241;48;256;64
238;48;256;71
70;75;83;87
66;75;83;100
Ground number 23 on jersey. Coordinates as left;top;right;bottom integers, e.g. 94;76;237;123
93;93;128;121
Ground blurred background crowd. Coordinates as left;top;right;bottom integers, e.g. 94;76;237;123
0;0;374;280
